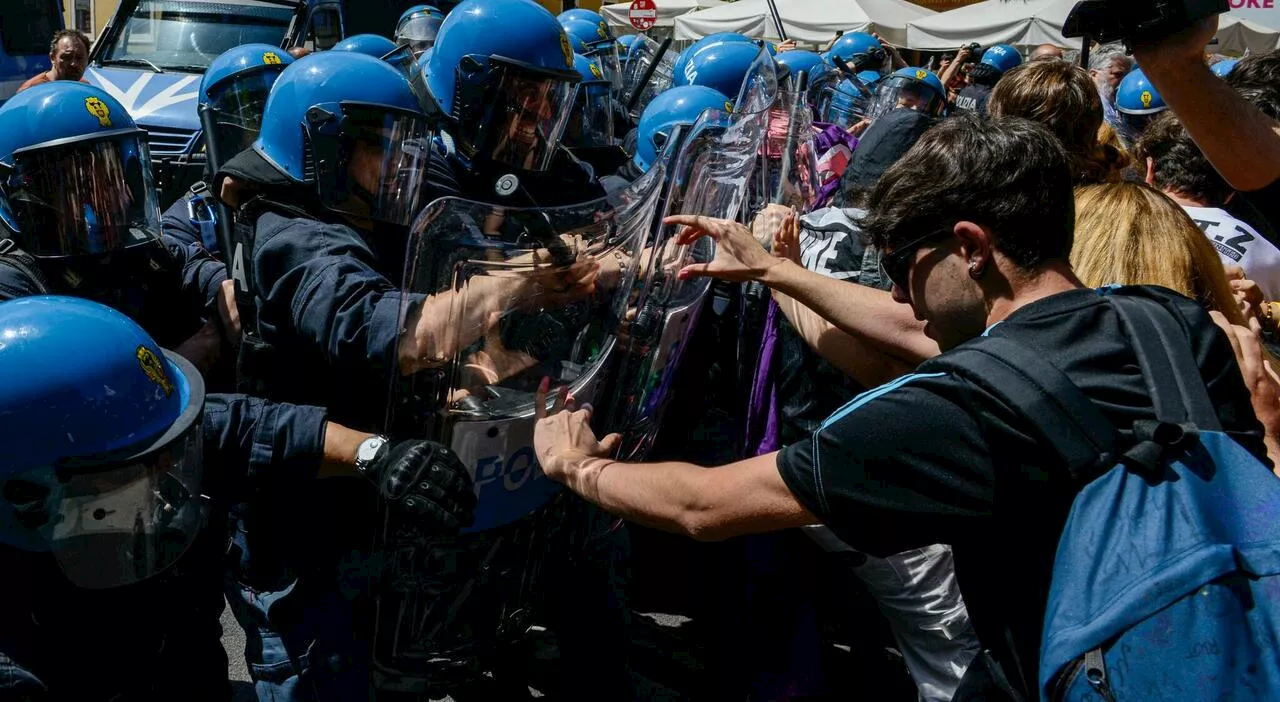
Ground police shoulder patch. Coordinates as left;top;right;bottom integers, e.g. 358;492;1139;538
561;33;574;68
85;97;112;128
263;51;283;65
136;345;174;396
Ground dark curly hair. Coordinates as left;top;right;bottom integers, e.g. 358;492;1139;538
1134;112;1232;206
49;29;90;56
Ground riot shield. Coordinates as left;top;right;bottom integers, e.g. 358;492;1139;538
754;89;820;214
622;34;677;123
604;47;778;458
371;160;667;692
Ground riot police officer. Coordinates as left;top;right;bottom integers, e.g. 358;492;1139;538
394;4;446;57
953;44;1022;114
0;83;232;362
164;43;295;256
0;296;474;700
214;48;593;698
1116;67;1167;144
425;0;603;205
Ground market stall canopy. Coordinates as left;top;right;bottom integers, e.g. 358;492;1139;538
905;0;1082;51
602;0;726;30
1214;13;1280;55
673;0;934;46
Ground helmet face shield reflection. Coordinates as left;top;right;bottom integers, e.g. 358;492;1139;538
4;132;161;258
867;76;943;122
311;104;433;227
2;352;205;590
454;59;579;172
567;81;616;148
395;14;442;56
204;69;279;166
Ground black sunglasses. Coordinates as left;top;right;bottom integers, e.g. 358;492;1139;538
880;229;951;293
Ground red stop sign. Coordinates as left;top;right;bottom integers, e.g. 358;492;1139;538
629;0;657;31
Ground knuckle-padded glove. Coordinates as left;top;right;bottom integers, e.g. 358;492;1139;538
367;440;478;532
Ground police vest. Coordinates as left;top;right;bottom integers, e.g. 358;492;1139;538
953;84;992;114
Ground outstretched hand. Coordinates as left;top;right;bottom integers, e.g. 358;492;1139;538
665;214;788;283
533;378;622;485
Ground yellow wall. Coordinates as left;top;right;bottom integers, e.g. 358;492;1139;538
534;0;603;14
64;0;120;42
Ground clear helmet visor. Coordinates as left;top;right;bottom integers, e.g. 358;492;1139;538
567;81;616;148
465;65;578;173
3;132;162;258
3;409;203;590
204;70;278;165
867;76;943;123
589;43;623;93
314;104;434;227
395;14;442;55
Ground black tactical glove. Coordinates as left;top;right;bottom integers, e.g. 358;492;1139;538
365;440;477;531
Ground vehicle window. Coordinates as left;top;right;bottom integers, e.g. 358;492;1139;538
304;7;341;51
0;0;62;56
103;0;293;71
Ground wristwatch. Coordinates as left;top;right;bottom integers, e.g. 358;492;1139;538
354;435;390;476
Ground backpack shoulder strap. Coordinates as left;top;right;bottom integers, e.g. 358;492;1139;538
934;336;1118;482
1105;292;1222;431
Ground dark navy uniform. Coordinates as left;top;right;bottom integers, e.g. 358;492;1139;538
0;394;329;702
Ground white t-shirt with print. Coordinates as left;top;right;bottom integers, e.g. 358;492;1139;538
1184;205;1280;300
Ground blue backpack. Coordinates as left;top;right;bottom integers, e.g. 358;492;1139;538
940;291;1280;701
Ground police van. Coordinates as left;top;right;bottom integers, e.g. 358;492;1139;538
0;0;64;106
84;0;356;204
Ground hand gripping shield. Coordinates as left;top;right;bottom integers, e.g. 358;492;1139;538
371;163;667;692
602;47;777;458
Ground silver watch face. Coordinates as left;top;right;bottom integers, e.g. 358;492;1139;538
357;436;387;464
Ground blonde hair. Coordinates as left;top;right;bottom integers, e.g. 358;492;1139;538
989;60;1128;185
1073;182;1244;324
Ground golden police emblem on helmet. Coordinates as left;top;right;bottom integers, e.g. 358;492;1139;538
597;21;609;40
561;33;574;68
136;345;174;396
589;61;603;80
85;97;112;128
724;100;734;113
915;70;928;81
263;51;283;65
1140;90;1153;109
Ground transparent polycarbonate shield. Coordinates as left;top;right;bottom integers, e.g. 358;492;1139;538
603;54;777;458
371;164;667;689
756;90;820;213
623;34;677;122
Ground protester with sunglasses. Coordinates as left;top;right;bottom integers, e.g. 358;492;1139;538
532;113;1267;701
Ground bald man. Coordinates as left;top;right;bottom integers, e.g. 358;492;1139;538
1030;44;1064;61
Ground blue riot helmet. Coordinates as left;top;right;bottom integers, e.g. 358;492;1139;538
395;5;445;56
558;7;609;28
0;296;205;589
866;67;946;122
829;32;886;75
199;44;294;169
427;0;581;173
333;33;400;58
979;43;1022;74
819;78;865;128
775;49;836;107
561;16;622;91
633;84;731;173
1212;58;1239;78
672;32;752;79
1115;68;1166;138
672;39;764;101
617;34;639;52
568;53;616;148
254;52;434;227
0;83;162;257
